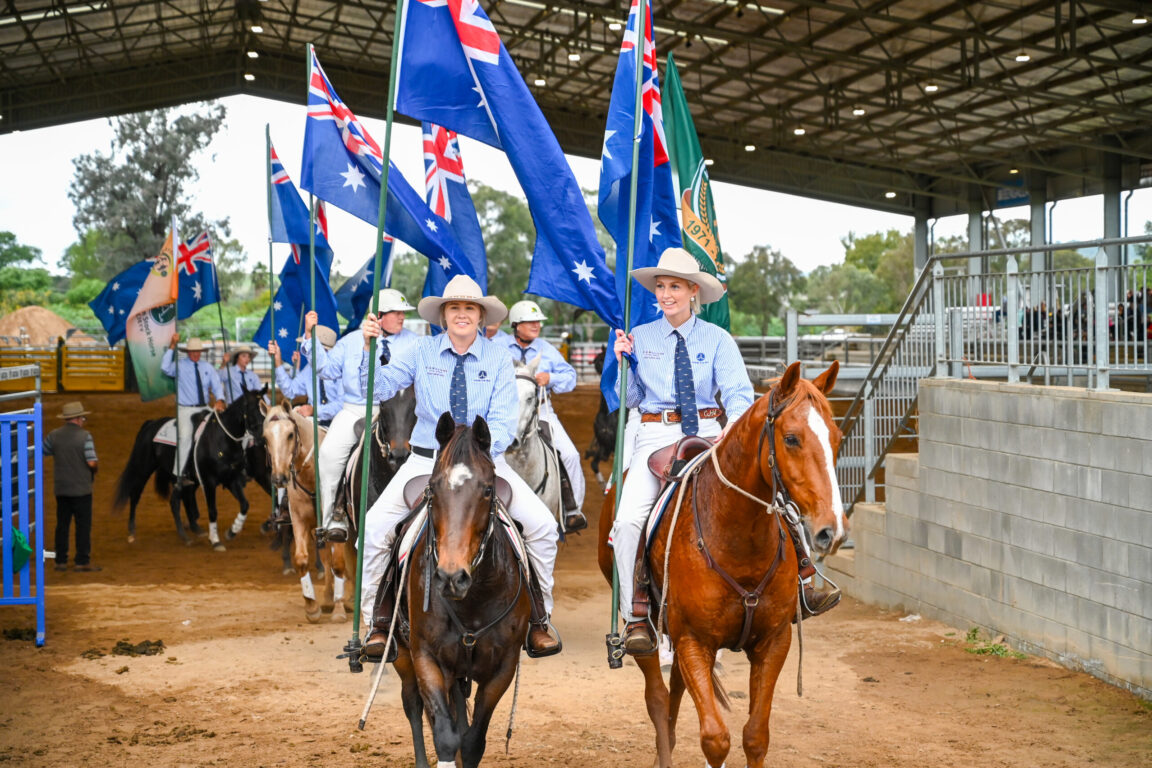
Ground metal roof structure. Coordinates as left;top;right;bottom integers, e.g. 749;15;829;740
3;1;1151;217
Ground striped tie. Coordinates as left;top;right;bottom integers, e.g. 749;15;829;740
449;351;468;424
673;330;698;436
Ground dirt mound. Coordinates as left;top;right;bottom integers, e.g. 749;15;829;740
0;305;97;346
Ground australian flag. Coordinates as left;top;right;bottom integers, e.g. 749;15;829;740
88;259;152;345
421;122;487;298
253;245;341;352
175;231;222;321
335;236;395;334
300;45;478;287
599;0;682;329
395;0;621;330
269;141;332;251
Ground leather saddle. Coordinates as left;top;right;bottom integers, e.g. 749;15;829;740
646;435;715;483
402;474;513;512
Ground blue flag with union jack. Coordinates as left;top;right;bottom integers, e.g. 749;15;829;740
300;46;478;289
335;237;395;335
421;122;487;299
175;231;222;320
88;259;152;345
269;141;332;251
600;0;682;331
395;0;622;330
252;222;340;351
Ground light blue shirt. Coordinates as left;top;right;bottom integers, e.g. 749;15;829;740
161;348;224;407
219;364;264;404
360;332;517;455
618;314;754;422
275;362;344;423
491;330;576;394
305;327;420;406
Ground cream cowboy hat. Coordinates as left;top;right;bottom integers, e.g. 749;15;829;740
297;325;338;349
417;275;508;326
632;247;725;305
178;337;207;352
58;401;90;420
228;345;253;363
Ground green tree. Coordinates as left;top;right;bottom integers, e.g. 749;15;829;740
842;229;905;273
211;236;250;301
60;229;125;281
0;231;42;268
805;263;888;314
726;246;805;336
68;104;230;278
65;278;105;306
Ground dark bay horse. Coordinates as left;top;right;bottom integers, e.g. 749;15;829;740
394;413;531;768
113;389;266;549
597;361;847;768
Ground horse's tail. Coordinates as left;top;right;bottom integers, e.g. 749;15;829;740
711;668;731;712
113;419;165;510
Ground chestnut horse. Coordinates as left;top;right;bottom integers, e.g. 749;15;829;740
394;414;531;768
261;402;356;621
597;361;847;768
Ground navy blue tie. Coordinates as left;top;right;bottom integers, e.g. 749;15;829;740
673;330;698;436
449;351;468;424
194;362;205;406
379;335;391;366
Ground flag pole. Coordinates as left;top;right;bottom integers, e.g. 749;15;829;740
346;0;405;676
308;194;323;558
265;125;277;408
209;233;234;403
607;0;650;671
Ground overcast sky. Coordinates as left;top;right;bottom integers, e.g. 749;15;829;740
2;94;1149;282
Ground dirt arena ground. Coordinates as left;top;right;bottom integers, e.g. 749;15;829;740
1;387;1149;767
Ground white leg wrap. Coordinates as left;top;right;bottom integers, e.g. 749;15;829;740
333;575;345;601
437;762;456;768
300;572;316;600
230;513;246;535
208;522;220;544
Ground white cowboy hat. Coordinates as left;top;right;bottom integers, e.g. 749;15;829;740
376;288;415;314
632;247;725;305
228;345;253;362
298;325;338;349
417;275;508;326
509;300;548;325
58;401;90;420
179;337;207;352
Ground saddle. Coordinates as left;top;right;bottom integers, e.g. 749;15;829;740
646;435;715;484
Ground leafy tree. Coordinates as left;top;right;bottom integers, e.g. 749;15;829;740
68;104;230;278
726;246;805;336
210;236;251;301
0;266;52;292
804;263;888;315
65;278;105;306
842;229;905;273
0;231;42;268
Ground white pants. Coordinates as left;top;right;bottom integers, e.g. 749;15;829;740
540;404;584;510
174;405;209;476
360;452;559;628
611;418;722;622
318;402;376;527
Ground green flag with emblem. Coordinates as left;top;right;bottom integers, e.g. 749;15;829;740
663;53;730;330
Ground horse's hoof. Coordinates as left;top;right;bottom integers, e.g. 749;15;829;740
213;542;226;552
183;538;195;547
304;609;323;624
320;605;335;615
282;567;294;576
224;529;237;541
127;535;136;544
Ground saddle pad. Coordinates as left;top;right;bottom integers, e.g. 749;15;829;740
153;419;177;446
396;506;528;569
643;448;713;548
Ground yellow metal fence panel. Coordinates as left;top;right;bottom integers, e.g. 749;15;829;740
0;350;57;393
61;347;124;391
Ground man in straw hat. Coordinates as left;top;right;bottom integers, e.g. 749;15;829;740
357;274;562;658
301;288;419;543
43;401;100;572
268;325;343;427
219;344;263;405
162;334;225;487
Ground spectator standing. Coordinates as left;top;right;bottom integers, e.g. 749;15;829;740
43;401;100;572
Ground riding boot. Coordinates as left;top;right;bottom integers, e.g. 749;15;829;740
556;457;587;533
780;503;841;620
623;536;657;656
319;504;350;543
363;560;399;663
525;566;562;658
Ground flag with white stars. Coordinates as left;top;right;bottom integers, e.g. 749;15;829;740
299;46;475;276
269;141;333;251
88;259;152;345
394;0;621;328
175;231;222;320
598;0;682;330
335;236;395;334
251;230;340;352
421;122;488;300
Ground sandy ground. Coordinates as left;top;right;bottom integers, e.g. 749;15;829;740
1;387;1149;767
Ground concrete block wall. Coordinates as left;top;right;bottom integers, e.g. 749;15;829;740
834;379;1152;699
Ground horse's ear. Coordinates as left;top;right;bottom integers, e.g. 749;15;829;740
812;360;839;395
471;416;491;453
777;360;802;398
435;412;456;448
260;384;269;396
259;400;269;417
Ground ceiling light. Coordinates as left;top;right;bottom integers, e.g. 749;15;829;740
244;73;255;81
533;77;546;86
1014;52;1031;63
609;22;622;31
568;52;581;61
744;144;756;152
852;106;867;116
250;24;263;33
247;50;259;59
924;82;939;93
793;127;806;136
704;158;714;166
885;191;897;199
1009;167;1020;175
1133;14;1148;24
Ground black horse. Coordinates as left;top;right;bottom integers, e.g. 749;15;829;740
113;389;267;548
393;413;531;768
584;346;618;488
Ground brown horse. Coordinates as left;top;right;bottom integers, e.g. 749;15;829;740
394;413;531;768
597;361;847;768
261;402;356;622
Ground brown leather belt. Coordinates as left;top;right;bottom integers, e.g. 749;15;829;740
640;407;723;424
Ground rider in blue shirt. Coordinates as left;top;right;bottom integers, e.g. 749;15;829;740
161;335;224;486
219;346;264;405
268;326;344;426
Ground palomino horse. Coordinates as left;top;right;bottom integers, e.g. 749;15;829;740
504;358;562;521
393;413;531;768
261;402;355;622
597;361;847;768
114;389;266;550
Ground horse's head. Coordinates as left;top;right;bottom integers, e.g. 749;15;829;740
230;386;268;440
428;412;497;601
376;385;417;467
260;401;299;488
509;357;542;449
755;361;848;556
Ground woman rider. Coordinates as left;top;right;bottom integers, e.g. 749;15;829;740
610;247;756;655
357;275;561;658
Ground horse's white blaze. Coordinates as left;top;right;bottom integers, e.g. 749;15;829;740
806;405;846;541
447;463;473;490
300;572;316;600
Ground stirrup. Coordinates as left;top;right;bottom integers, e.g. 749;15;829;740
525;620;563;658
796;573;842;621
316;524;349;544
363;629;398;663
622;619;657;656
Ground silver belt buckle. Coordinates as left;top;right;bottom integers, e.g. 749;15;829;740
661;409;676;425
